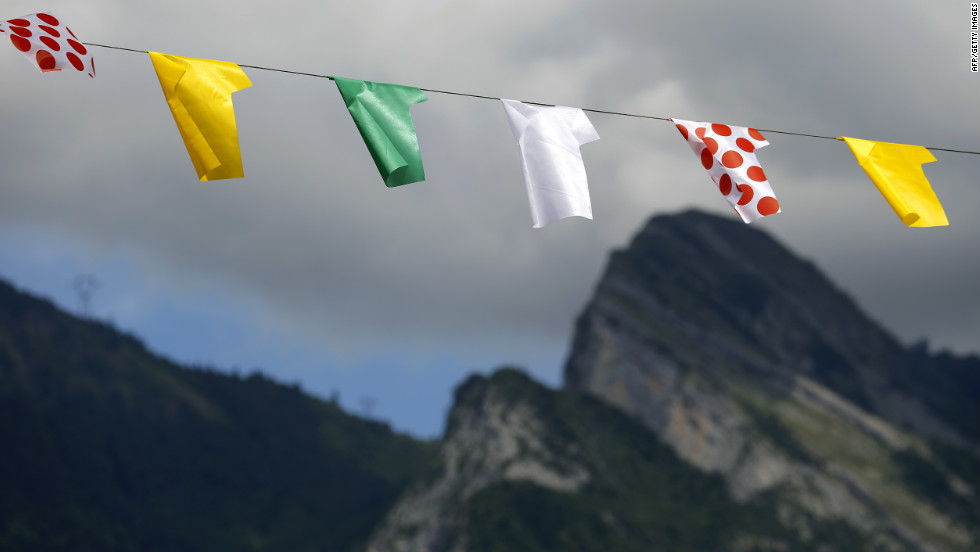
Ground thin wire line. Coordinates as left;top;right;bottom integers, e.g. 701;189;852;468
84;42;144;54
754;128;839;140
237;64;329;79
83;42;979;156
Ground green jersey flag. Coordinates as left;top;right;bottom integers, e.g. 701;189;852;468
333;77;428;187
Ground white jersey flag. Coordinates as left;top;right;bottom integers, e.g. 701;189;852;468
502;99;600;228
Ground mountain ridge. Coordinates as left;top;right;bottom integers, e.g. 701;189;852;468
561;209;979;551
0;277;435;552
566;209;976;446
365;368;877;552
1;209;977;551
365;209;978;552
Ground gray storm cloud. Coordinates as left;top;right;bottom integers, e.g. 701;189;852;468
1;0;976;388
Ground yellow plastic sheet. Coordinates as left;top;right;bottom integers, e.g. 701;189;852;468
841;137;948;227
148;52;251;181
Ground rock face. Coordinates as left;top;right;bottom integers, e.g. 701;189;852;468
367;368;873;552
366;370;591;552
11;206;975;551
564;210;979;551
367;210;977;552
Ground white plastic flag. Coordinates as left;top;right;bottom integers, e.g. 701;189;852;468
672;119;779;223
502;99;600;228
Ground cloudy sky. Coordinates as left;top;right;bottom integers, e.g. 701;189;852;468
1;0;977;437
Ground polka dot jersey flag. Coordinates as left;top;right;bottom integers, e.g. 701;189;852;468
672;119;779;224
0;13;94;77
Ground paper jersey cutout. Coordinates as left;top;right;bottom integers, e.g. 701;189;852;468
841;137;948;227
502;99;600;228
672;119;779;223
148;52;252;181
333;77;428;188
1;13;94;77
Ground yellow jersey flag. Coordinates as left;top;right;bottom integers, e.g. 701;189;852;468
148;52;252;181
841;137;948;227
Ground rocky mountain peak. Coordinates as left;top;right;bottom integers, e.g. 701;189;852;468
563;209;979;551
566;209;974;446
367;369;590;552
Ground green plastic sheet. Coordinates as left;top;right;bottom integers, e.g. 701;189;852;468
333;77;428;187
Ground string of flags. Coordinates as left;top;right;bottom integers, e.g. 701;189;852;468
3;13;974;229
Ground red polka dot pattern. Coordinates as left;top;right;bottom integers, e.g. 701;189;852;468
37;14;60;25
757;196;780;216
67;39;87;55
721;151;743;168
37;50;56;70
670;118;780;223
66;51;84;71
0;12;95;77
704;137;719;155
711;124;732;136
735;184;754;205
10;35;31;52
718;173;732;195
700;148;713;170
40;36;60;50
